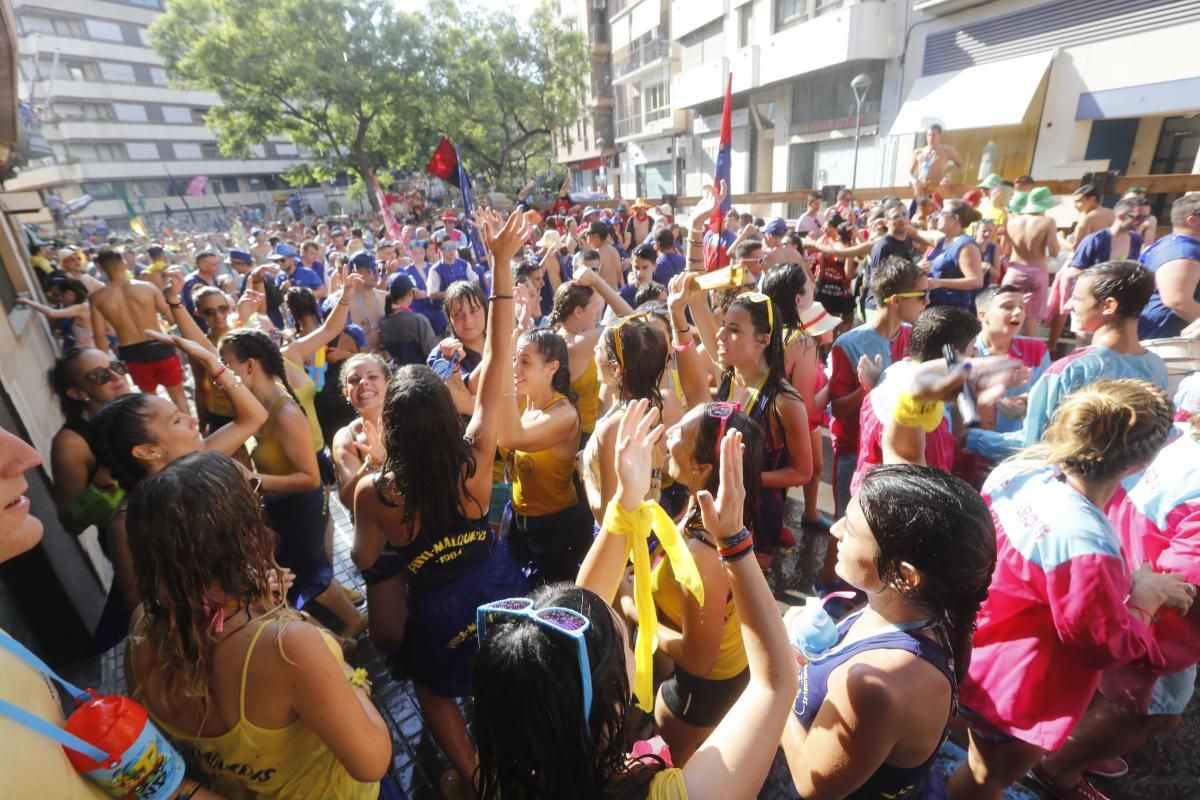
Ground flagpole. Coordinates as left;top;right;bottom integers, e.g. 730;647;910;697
163;164;196;224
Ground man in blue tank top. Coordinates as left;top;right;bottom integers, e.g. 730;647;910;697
1138;192;1200;339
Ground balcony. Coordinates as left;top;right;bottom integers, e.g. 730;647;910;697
911;0;997;15
616;115;643;139
613;38;668;81
615;106;681;142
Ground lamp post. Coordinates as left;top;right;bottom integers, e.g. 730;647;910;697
850;73;872;190
596;137;610;195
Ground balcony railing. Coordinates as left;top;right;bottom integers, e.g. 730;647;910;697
644;106;670;124
613;38;667;79
616;115;643;139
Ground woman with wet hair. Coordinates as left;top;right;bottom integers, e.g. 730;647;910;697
17;276;95;348
498;325;594;586
428;280;488;415
124;451;394;800
782;464;996;798
474;400;796;797
948;379;1195;800
285;285;363;446
686;283;813;564
353;210;531;790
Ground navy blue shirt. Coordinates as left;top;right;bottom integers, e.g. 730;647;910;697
277;265;325;294
1071;228;1142;270
654;252;686;285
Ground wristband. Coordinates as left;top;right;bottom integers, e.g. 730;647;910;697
211;364;227;381
168;301;183;309
672;336;694;353
1129;603;1155;624
718;539;756;563
717;527;752;550
491;294;513;300
894;393;944;433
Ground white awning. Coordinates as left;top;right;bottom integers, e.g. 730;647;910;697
887;50;1055;137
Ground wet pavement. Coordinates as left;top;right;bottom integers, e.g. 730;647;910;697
60;430;1197;799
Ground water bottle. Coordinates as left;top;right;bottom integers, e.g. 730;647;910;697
788;596;840;664
63;694;186;799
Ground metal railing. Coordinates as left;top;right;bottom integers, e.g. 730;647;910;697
616;115;643;138
613;37;667;79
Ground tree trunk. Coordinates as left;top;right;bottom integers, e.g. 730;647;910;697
354;150;380;213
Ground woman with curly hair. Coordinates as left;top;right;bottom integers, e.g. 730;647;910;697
948;379;1195;800
124;451;393;799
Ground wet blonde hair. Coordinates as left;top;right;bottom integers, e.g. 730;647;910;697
1016;379;1173;479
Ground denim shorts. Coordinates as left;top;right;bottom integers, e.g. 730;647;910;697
1147;665;1197;716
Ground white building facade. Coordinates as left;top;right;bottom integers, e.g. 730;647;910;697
6;0;333;232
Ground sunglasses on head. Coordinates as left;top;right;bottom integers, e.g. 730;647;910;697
83;360;128;386
608;312;647;368
737;291;775;335
706;401;741;461
199;304;230;317
477;598;593;723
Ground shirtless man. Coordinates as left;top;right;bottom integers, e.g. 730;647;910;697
88;247;189;413
248;227;272;264
1124;188;1159;245
909;124;964;195
761;217;811;274
1002;188;1060;337
1044;184;1117;348
584;221;625;289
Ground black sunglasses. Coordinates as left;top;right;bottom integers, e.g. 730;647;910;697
83;360;128;386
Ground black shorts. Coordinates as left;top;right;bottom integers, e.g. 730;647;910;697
660;665;749;728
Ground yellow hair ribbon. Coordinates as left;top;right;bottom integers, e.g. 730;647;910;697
601;499;706;712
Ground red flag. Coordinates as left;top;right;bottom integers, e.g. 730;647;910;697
704;73;733;270
425;137;461;188
369;169;403;241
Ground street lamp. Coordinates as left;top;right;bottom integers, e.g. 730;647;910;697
850;73;872;190
596;137;609;195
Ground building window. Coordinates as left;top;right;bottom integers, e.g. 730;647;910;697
54;102;114;122
814;0;844;14
274;142;299;156
70;143;126;162
774;0;808;32
644;83;669;124
680;19;724;71
221;177;240;193
99;62;137;84
81;181;118;200
20;14;86;38
200;143;223;159
161;106;193;124
149;67;169;86
635;160;673;197
172;143;203;160
126;142;159;160
738;4;753;48
85;19;124;42
112;103;148;122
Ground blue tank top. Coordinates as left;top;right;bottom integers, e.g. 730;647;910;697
928;234;977;309
393;511;496;594
1139;233;1200;339
793;612;954;800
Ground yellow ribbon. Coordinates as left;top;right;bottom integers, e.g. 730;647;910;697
601;499;706;712
895;392;945;433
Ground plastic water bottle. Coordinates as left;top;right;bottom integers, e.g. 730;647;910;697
787;596;840;664
63;694;185;799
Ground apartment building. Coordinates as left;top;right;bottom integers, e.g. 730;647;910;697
887;0;1200;197
553;0;618;196
6;0;321;232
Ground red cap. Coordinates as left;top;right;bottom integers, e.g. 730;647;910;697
962;189;983;208
440;210;457;221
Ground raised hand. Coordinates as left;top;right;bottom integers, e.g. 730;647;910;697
614;398;664;511
857;353;884;390
667;272;695;322
480;209;531;265
354;417;385;464
696;427;746;540
144;328;220;372
690;179;728;230
162;266;186;302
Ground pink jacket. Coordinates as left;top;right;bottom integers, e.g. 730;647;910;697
960;462;1163;749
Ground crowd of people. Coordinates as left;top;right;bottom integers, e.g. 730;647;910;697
4;145;1200;800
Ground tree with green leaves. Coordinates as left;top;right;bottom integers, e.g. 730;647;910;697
149;0;431;211
421;0;590;191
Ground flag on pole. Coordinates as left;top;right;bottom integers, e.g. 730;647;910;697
369;169;404;241
453;144;487;261
116;184;147;238
185;175;209;196
425;137;462;189
704;73;734;271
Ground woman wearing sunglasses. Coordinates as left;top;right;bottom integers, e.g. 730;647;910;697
353;210;531;792
686;285;813;565
474;400;796;797
123;451;395;800
189;286;238;434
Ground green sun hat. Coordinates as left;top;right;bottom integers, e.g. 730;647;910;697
977;173;1003;191
1007;191;1029;214
1020;187;1060;214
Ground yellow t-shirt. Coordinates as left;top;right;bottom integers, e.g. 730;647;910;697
647;768;687;799
0;634;108;799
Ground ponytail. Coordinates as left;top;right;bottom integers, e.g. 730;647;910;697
220;328;308;417
89;393;157;489
520;327;578;407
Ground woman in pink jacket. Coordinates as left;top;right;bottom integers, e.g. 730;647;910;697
947;379;1194;800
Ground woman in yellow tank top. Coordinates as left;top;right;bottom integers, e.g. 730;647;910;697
498;325;595;586
123;451;393;800
548;265;635;444
472;396;797;799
